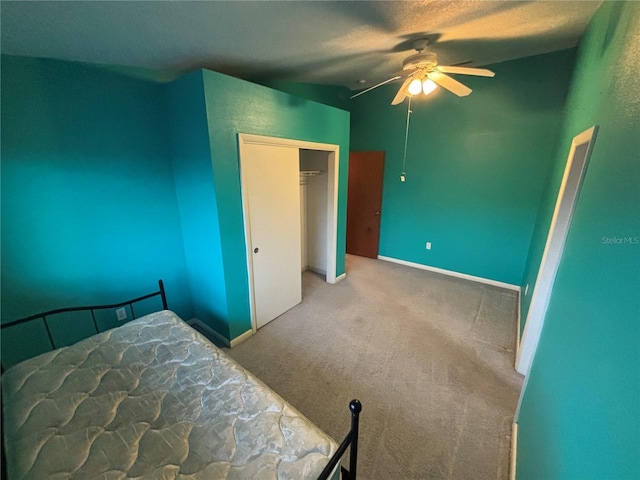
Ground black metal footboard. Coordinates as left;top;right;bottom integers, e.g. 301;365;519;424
318;399;362;480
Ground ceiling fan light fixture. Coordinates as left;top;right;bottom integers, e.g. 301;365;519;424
408;78;423;95
422;78;437;95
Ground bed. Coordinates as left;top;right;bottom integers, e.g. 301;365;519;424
1;281;360;480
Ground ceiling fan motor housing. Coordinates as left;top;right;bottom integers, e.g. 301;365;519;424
403;51;438;71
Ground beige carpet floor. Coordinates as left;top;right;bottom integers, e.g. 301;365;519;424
227;254;523;479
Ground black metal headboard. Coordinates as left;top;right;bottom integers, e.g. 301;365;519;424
1;280;168;480
0;279;168;353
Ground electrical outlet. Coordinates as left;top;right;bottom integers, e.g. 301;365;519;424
426;242;432;250
116;307;127;321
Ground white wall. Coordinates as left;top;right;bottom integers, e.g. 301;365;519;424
300;178;308;270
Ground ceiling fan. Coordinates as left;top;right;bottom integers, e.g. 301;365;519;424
351;38;495;105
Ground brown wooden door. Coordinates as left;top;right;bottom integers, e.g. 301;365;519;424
346;151;385;258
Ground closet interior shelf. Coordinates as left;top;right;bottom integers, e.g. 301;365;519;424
300;170;322;177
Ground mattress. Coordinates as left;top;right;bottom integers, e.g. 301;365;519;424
2;310;338;479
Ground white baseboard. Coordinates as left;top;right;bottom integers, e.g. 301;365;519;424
377;255;520;291
334;272;347;283
188;319;254;348
230;329;253;347
308;266;327;276
510;422;518;480
515;291;522;364
187;318;230;348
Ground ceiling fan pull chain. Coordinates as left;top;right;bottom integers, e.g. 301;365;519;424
400;96;412;182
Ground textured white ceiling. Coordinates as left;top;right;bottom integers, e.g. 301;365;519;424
0;1;601;89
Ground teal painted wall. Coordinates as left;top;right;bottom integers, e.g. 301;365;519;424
201;70;350;339
516;2;640;478
255;79;352;111
1;57;349;359
165;71;230;338
350;50;575;285
1;56;194;367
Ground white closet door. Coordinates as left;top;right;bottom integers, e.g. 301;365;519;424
242;143;302;329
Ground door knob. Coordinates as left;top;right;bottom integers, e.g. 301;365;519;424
254;247;259;253
374;211;380;216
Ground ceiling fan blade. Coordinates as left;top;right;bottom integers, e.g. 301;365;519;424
437;66;495;77
450;60;473;67
351;75;401;99
391;77;413;105
429;71;472;97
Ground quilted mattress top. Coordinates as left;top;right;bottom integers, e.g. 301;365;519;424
2;310;337;479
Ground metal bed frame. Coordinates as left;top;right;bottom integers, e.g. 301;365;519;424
1;280;168;353
319;399;362;480
0;279;361;480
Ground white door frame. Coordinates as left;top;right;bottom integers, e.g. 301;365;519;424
238;133;340;333
515;126;598;384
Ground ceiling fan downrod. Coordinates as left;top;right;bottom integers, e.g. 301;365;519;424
403;38;438;71
413;38;430;52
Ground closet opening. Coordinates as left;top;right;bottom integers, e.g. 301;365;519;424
299;149;332;281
